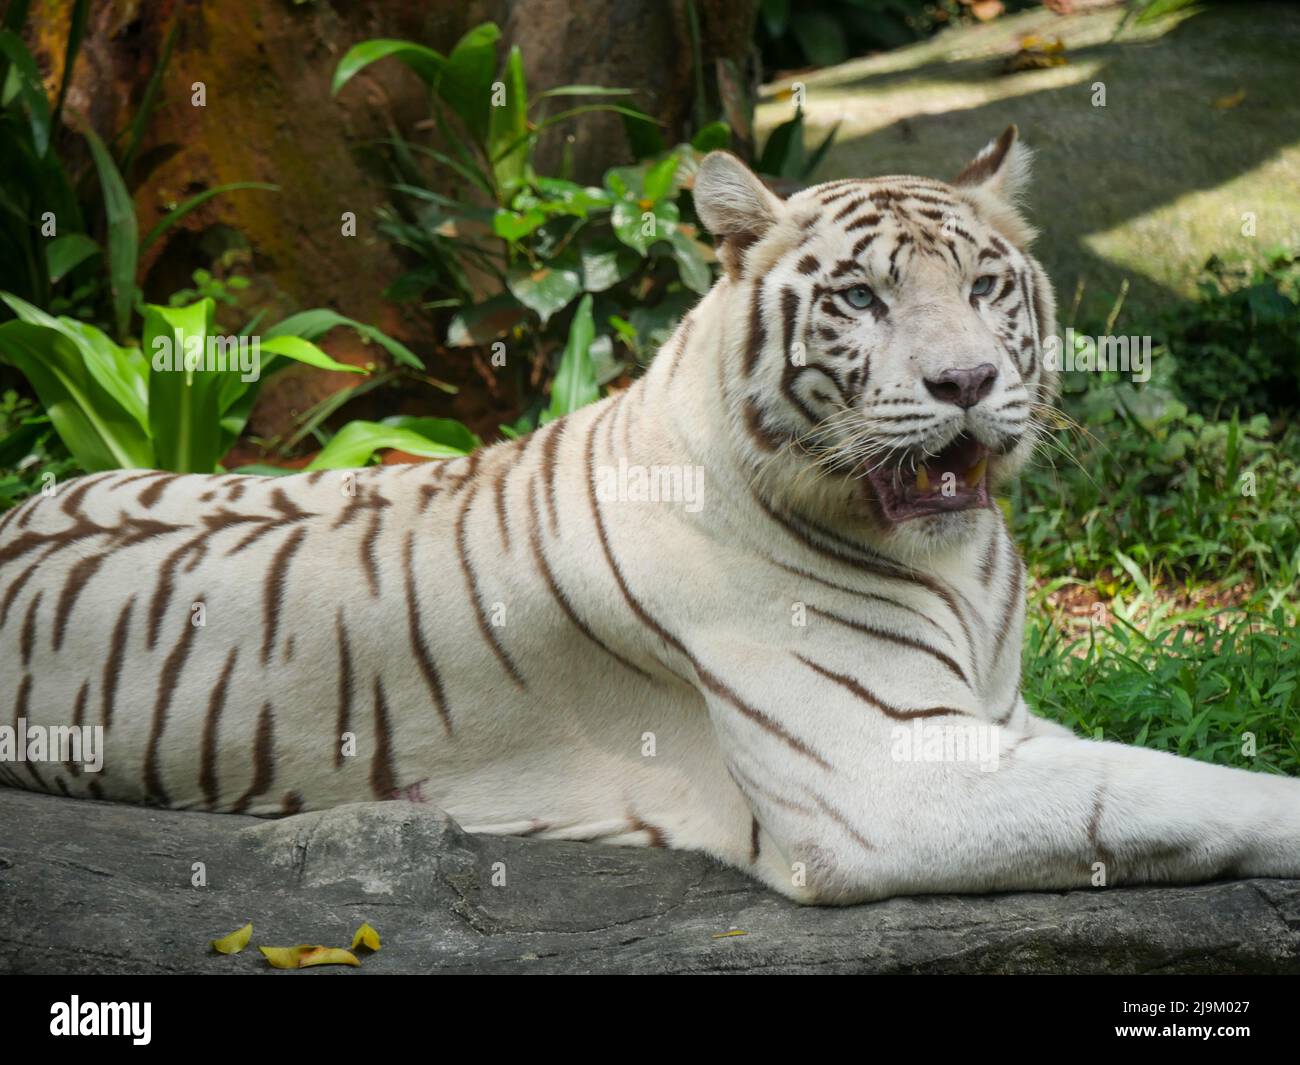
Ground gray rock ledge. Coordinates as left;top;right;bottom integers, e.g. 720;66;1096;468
2;788;1297;974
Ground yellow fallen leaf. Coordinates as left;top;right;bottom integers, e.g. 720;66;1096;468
1213;89;1246;110
259;945;360;969
350;922;381;953
711;929;748;939
210;922;253;955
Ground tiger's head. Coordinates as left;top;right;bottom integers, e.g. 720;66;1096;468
693;126;1057;551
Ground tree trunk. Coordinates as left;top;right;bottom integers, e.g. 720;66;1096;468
21;0;757;450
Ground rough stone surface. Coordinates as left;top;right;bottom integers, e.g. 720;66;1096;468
2;789;1298;974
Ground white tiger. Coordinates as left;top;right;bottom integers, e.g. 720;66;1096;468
2;127;1298;904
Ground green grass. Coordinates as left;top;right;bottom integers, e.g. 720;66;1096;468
1024;597;1300;778
1015;281;1299;776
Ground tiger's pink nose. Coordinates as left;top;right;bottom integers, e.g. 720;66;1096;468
924;364;998;409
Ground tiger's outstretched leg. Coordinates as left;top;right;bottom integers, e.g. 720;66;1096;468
698;656;1300;905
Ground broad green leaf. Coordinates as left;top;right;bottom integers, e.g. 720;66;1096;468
265;309;423;370
487;45;529;197
437;22;500;142
332;39;445;96
144;299;224;472
45;233;99;284
507;261;582;325
81;123;138;340
611;197;678;255
579;239;639;294
492;207;547;241
307;420;471;470
543;293;597;423
669;229;712;295
0;319;153;470
0;292;147;429
381;414;480;453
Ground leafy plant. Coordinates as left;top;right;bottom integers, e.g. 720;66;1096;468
334;21;719;431
1164;251;1300;418
1025;601;1299;777
0;291;452;474
0;389;79;507
0;2;277;340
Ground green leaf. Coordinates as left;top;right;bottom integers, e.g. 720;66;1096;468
507;260;582;326
486;45;529;197
543;293;598;423
143;299;224;472
757;108;805;179
611;197;678;255
492;206;547;241
264;309;423;371
306;420;471;470
669;229;712;295
332;39;446;96
380;414;480;453
81;122;138;340
579;238;639;294
0;292;147;430
0;319;153;470
437;22;501;142
642;155;679;204
0;30;51;156
45;233;100;284
258;335;368;375
691;121;732;153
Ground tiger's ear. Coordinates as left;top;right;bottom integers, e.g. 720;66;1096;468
694;151;784;277
953;125;1031;203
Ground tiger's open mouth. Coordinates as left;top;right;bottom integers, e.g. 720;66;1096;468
865;432;991;524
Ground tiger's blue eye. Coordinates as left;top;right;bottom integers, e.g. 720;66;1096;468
971;275;996;297
843;285;876;310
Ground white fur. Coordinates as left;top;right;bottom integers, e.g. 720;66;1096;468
3;140;1298;905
